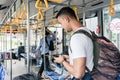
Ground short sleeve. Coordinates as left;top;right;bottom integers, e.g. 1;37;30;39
70;34;88;59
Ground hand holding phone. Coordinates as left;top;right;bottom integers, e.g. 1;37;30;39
53;55;65;64
51;54;59;62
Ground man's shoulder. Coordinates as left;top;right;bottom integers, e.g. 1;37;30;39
72;27;91;38
71;32;87;39
18;46;24;49
71;29;92;44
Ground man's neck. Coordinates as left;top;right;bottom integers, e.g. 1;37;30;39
71;20;84;32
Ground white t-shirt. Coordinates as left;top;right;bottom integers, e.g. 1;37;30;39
69;27;94;71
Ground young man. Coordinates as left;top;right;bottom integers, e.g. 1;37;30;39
54;7;94;79
35;29;55;79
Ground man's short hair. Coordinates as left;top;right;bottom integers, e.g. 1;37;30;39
56;7;77;19
20;42;22;45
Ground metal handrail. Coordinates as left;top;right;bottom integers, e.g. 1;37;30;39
0;0;17;24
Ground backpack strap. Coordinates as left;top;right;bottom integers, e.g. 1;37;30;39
73;29;94;40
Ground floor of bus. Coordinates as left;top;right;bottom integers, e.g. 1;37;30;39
5;59;27;80
4;58;50;80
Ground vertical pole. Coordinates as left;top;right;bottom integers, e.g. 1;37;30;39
108;16;112;40
26;0;30;72
0;33;1;53
82;0;86;26
1;33;3;57
117;34;119;48
35;29;37;47
3;32;6;57
97;9;103;36
10;26;12;80
62;29;65;54
23;31;26;52
5;32;7;69
43;12;46;80
83;7;86;26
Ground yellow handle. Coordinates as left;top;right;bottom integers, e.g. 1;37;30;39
48;0;62;3
108;0;115;16
35;0;49;20
35;0;49;10
72;5;79;21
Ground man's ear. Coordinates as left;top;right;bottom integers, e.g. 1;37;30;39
63;16;70;22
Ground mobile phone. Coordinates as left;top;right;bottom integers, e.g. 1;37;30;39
53;55;59;57
51;54;59;62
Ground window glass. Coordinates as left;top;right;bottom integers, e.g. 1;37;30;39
86;17;98;34
103;4;120;48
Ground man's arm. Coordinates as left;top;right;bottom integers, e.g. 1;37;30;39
54;56;86;79
63;57;86;79
35;38;43;57
35;38;43;53
63;55;69;61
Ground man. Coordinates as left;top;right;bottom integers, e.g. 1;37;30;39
18;42;25;61
35;28;55;79
54;7;94;79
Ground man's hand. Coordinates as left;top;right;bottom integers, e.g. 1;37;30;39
63;55;69;61
54;55;65;64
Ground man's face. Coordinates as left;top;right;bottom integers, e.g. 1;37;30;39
57;16;72;32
